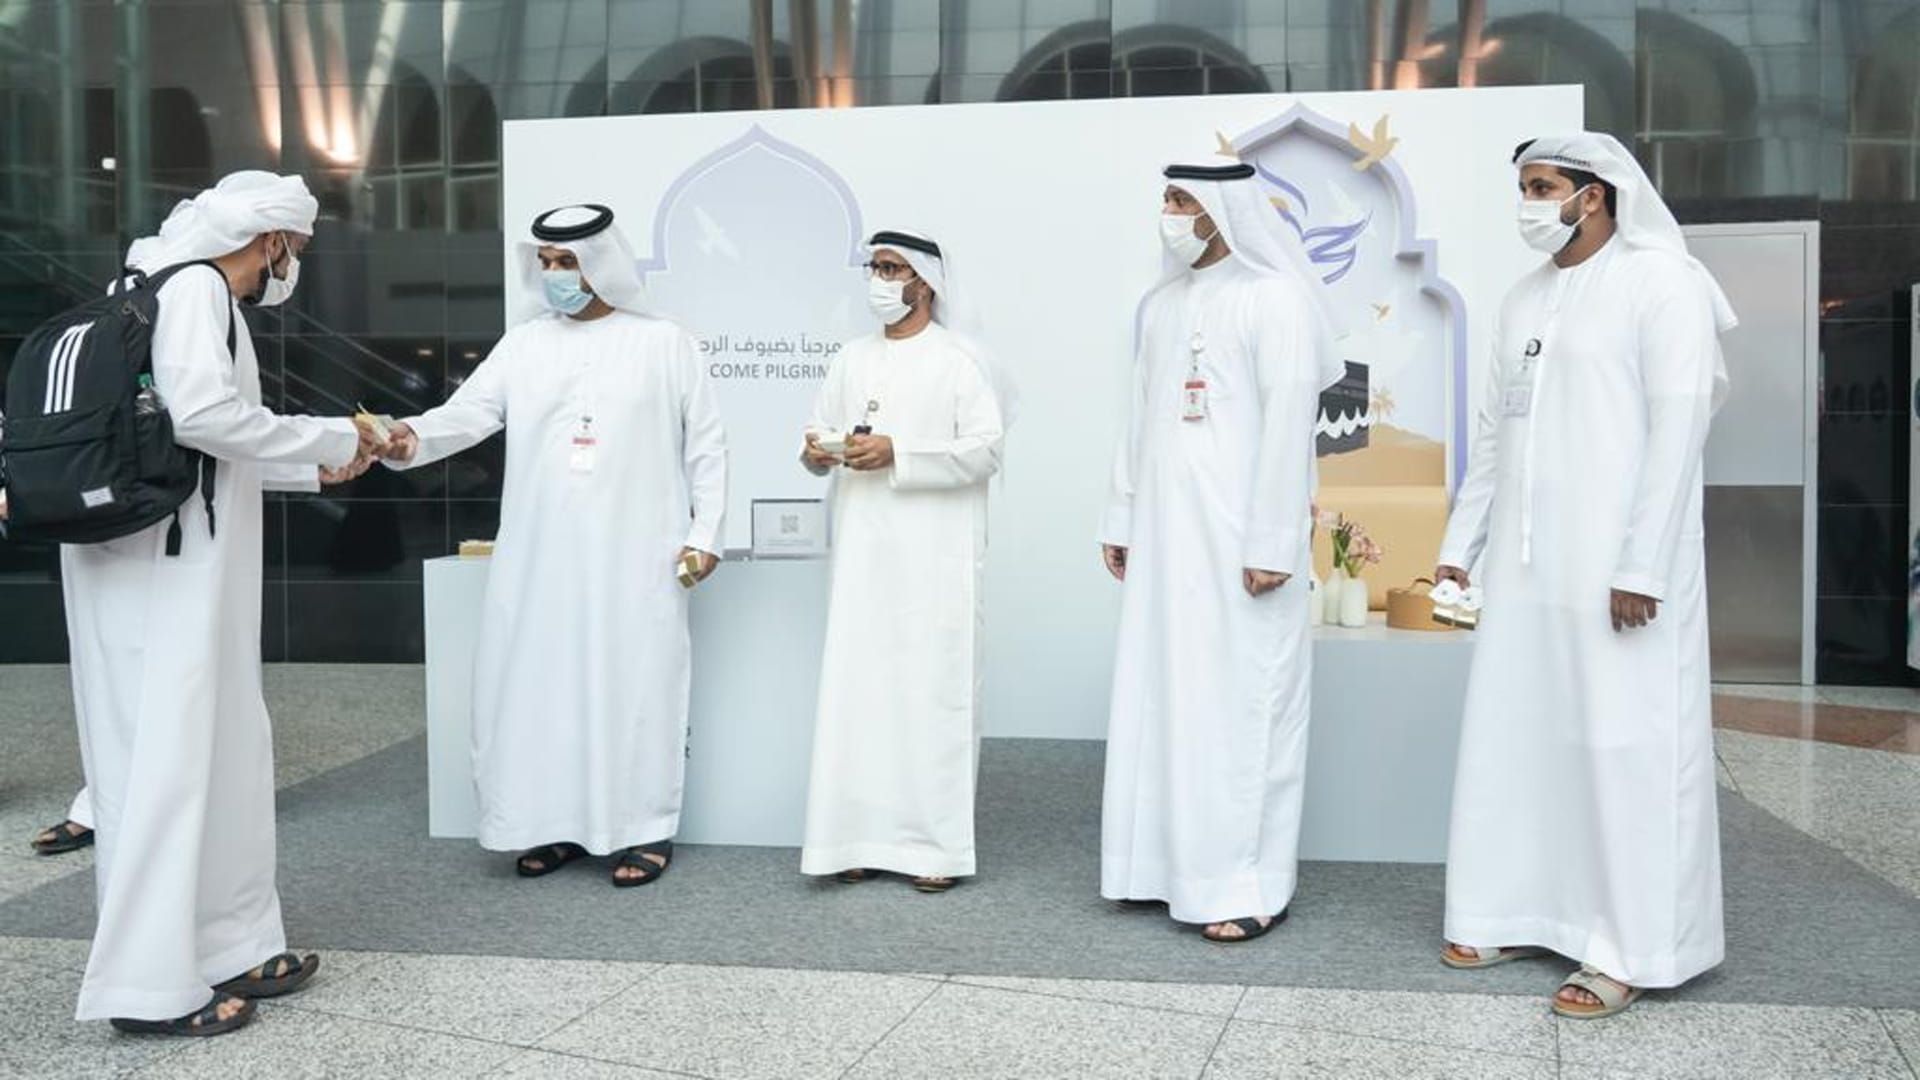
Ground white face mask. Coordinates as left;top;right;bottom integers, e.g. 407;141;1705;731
1159;211;1214;266
1516;185;1592;255
256;232;300;307
867;274;913;325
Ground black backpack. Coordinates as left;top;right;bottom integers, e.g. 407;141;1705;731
0;261;232;555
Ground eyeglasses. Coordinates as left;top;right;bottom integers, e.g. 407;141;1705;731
864;259;914;281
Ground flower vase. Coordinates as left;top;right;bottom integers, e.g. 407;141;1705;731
1338;570;1370;627
1308;573;1325;626
1324;567;1347;624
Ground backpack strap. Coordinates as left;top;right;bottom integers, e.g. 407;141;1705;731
138;259;224;291
161;291;239;558
198;308;235;540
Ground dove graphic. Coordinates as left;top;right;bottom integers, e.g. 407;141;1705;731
692;205;742;260
1347;115;1399;171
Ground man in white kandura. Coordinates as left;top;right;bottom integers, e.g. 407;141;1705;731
1434;133;1735;1019
380;204;726;887
799;229;1010;893
62;172;381;1036
1099;158;1344;944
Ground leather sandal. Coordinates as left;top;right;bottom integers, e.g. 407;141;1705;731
516;842;588;878
215;951;320;999
1441;943;1547;970
30;820;94;856
612;840;672;888
110;993;255;1037
1202;909;1289;944
1552;966;1643;1019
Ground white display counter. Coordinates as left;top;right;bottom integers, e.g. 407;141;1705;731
424;556;1471;862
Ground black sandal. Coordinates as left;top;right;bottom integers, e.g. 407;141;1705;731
612;840;672;888
1201;909;1289;944
214;951;320;999
110;993;256;1037
911;876;957;893
31;820;94;856
517;842;587;878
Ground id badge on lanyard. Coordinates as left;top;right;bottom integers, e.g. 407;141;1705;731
1502;338;1541;418
569;414;597;473
1182;330;1208;422
1507;280;1570;419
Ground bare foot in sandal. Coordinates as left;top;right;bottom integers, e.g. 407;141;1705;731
612;841;672;887
216;952;321;999
110;993;254;1037
1442;942;1543;969
1553;967;1642;1019
516;842;587;878
204;996;250;1025
1202;910;1286;943
911;875;956;893
30;820;93;856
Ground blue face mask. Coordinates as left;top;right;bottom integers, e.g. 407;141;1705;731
542;268;593;315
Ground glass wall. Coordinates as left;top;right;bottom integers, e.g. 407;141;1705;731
1;0;1915;679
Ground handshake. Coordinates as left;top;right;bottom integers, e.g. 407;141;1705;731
321;409;421;486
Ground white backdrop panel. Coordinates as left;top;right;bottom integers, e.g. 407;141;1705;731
503;88;1580;739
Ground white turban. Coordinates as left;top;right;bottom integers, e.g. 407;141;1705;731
1158;157;1345;393
514;204;656;322
125;171;318;274
866;227;1020;426
1516;132;1735;408
1516;133;1737;333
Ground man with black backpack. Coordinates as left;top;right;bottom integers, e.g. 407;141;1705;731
2;171;382;1038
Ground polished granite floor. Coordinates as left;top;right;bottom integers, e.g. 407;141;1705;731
0;668;1915;1080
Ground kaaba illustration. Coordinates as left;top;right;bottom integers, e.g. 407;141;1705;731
1221;105;1468;605
1218;106;1466;486
1317;360;1370;456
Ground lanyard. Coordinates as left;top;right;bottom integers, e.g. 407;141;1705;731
1180;283;1211;422
566;353;598;474
1183;330;1208;422
857;345;892;433
1517;273;1571;565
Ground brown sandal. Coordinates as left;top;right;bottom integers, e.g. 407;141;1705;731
1441;943;1547;970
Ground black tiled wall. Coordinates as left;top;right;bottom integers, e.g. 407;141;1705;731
3;1;1920;681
